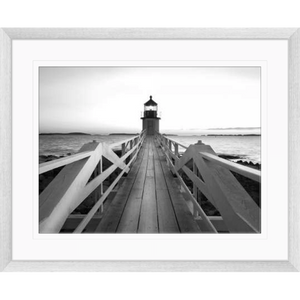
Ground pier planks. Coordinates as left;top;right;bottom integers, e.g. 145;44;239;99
95;137;201;234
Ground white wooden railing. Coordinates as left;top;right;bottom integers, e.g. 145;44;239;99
39;130;146;233
155;132;261;233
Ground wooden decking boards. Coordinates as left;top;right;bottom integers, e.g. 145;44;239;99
95;137;201;234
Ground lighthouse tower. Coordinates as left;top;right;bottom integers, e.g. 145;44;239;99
141;96;160;135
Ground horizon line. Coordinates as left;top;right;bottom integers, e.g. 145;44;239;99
39;127;261;136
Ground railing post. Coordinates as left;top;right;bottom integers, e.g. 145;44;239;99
129;140;133;161
94;158;104;215
166;139;171;168
99;157;104;214
92;145;100;210
166;154;170;168
121;142;126;157
93;161;98;206
192;162;199;218
175;143;179;157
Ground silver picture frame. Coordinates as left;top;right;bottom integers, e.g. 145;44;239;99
0;28;299;271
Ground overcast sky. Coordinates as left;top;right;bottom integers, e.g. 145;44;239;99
39;67;260;134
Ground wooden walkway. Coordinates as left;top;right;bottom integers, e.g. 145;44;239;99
95;137;201;233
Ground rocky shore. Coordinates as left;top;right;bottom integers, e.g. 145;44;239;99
39;152;260;217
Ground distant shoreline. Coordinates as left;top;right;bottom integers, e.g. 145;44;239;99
39;132;139;136
40;132;91;136
207;127;260;130
165;134;260;137
205;134;260;136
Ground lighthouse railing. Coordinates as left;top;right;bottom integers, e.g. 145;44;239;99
39;130;146;233
155;132;261;234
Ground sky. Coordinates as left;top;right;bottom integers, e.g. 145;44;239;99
39;67;260;135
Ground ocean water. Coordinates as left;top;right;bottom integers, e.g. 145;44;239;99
168;135;260;163
39;134;136;156
39;134;261;163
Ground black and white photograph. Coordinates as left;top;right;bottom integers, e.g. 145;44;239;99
39;66;261;234
1;15;300;300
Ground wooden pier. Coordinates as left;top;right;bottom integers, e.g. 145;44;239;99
95;137;201;233
39;130;261;234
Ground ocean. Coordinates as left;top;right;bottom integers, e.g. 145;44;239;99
169;135;260;163
39;134;261;164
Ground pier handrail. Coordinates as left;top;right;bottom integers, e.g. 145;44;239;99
200;152;260;183
156;132;261;233
39;130;146;233
159;135;189;150
39;133;145;174
39;151;94;174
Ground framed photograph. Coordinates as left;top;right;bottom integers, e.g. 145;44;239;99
0;28;299;271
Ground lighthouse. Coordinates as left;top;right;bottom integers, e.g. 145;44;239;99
141;95;160;135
